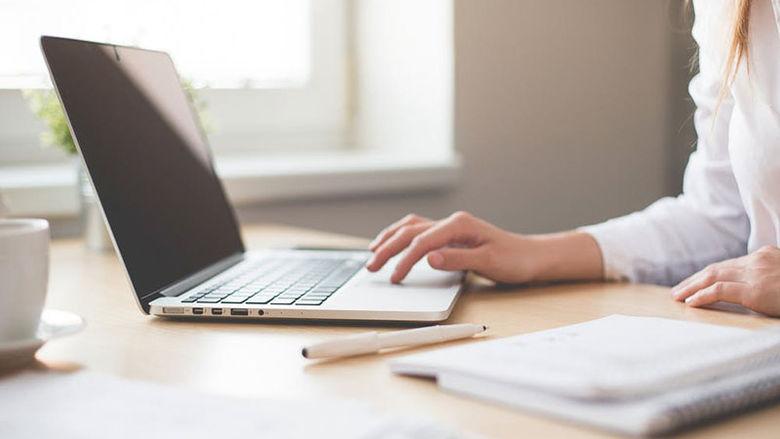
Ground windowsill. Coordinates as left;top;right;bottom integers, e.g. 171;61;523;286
0;150;461;217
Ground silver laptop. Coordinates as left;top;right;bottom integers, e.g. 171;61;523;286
41;36;462;322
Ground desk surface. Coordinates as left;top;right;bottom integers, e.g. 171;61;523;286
38;224;779;439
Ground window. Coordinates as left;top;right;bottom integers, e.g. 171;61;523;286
0;0;458;218
0;0;311;88
0;0;347;164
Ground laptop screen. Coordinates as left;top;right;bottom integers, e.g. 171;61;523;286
41;37;244;306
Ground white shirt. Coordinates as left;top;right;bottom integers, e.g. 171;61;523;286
582;0;780;286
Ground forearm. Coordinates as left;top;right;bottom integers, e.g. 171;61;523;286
525;231;604;282
367;212;606;285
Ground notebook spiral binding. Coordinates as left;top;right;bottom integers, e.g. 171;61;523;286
653;354;780;434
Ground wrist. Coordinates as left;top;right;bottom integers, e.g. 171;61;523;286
524;231;604;282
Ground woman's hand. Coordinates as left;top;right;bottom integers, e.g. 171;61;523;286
365;211;604;284
671;246;780;316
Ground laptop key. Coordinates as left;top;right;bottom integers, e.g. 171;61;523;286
284;290;307;296
230;292;254;297
304;290;331;296
183;257;363;307
319;279;350;288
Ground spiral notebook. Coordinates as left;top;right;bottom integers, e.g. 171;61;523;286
390;315;780;436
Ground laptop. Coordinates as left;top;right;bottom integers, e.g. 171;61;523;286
40;36;463;322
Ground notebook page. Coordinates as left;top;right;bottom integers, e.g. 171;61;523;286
437;360;780;436
391;315;779;399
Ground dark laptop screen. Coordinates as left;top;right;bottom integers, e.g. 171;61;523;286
41;37;244;305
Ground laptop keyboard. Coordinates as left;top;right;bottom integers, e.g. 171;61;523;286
181;257;366;307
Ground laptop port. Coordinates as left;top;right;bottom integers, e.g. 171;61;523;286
230;309;248;316
191;308;204;315
211;308;223;315
257;310;264;316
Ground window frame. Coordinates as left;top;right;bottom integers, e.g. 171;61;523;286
202;0;350;155
0;0;461;222
0;0;349;165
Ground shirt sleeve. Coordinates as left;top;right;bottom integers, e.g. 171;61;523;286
579;0;749;286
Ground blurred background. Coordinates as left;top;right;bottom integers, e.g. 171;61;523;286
0;0;697;240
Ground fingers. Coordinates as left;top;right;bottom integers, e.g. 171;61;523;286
390;213;480;283
366;222;433;272
671;266;742;302
428;247;486;272
670;250;780;315
368;214;430;252
684;281;749;308
671;270;702;294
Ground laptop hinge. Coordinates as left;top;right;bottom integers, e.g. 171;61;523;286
140;253;245;306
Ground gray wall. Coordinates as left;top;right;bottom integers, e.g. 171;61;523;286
237;0;697;239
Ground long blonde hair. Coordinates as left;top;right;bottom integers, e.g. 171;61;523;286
685;0;754;110
723;0;753;93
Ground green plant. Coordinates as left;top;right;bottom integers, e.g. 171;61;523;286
181;79;215;134
23;88;77;155
23;80;214;156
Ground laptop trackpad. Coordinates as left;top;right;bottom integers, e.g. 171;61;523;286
355;255;462;289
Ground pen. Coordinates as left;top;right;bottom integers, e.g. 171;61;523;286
301;323;487;359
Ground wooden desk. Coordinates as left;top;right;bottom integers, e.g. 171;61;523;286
37;224;779;439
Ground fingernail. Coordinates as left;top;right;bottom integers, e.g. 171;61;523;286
684;295;694;304
390;268;403;284
428;252;444;268
365;256;376;269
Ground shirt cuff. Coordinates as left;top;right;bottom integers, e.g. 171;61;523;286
578;222;635;282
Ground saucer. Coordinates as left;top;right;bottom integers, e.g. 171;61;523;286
0;309;85;369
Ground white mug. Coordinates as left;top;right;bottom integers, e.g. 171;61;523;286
0;219;50;343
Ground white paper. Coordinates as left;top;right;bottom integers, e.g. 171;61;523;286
391;314;780;436
0;371;472;439
391;315;780;399
437;361;780;436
